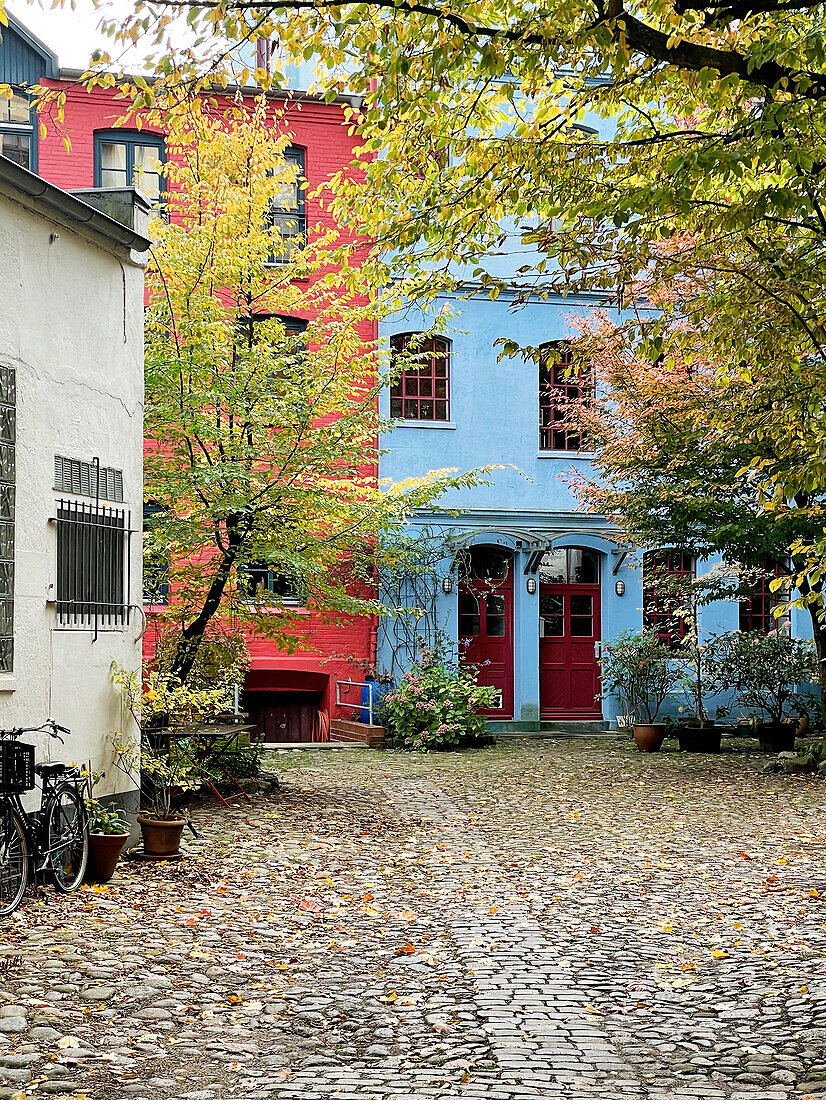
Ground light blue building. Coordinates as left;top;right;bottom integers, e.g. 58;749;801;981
376;290;813;731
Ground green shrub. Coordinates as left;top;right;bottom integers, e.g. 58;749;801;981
383;659;496;751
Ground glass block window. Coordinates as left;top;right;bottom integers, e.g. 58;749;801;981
539;342;591;451
0;366;14;672
94;132;165;205
0;90;33;171
389;333;451;421
643;550;695;649
266;147;306;265
739;559;790;634
54;457;123;502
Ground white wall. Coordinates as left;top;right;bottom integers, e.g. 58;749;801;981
0;183;144;803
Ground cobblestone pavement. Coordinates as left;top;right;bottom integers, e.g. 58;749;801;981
2;738;826;1100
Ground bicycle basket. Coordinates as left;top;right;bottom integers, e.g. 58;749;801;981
0;741;35;793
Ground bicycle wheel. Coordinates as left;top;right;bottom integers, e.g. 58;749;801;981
0;805;28;916
46;786;88;893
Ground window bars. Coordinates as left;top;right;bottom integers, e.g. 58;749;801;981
54;499;132;636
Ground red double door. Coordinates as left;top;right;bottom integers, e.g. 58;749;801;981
459;550;514;718
539;584;602;717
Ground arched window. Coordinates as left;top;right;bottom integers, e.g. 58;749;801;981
539;341;591;452
389;333;451;422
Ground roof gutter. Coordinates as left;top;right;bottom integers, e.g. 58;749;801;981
0;155;152;253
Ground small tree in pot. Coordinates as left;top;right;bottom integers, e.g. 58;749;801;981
112;666;230;857
600;630;679;752
718;632;818;752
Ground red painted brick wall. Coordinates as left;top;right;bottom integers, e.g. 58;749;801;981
37;82;378;717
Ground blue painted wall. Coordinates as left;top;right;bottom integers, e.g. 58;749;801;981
377;291;815;729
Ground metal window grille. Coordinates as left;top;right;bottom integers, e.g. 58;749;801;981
54;456;123;502
0;366;15;673
266;148;306;265
739;559;790;634
389;333;451;421
643;551;695;650
539;344;591;452
55;500;131;633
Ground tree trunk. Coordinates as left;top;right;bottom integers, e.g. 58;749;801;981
169;513;247;686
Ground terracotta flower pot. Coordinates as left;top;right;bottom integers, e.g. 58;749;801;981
85;831;130;884
137;815;186;858
633;723;667;752
677;726;722;753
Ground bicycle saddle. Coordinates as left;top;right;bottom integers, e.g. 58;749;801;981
34;762;67;777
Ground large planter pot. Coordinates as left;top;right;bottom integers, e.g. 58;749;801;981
757;723;796;754
633;723;667;753
678;726;722;753
137;815;186;858
85;831;130;883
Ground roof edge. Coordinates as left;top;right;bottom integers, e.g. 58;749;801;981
0;154;152;252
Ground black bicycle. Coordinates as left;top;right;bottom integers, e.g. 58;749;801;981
0;719;89;916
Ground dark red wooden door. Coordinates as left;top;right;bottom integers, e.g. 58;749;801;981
459;561;514;718
539;585;601;717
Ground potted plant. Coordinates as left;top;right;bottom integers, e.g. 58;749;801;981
112;664;232;858
84;774;132;883
673;634;727;753
600;630;679;752
718;631;817;752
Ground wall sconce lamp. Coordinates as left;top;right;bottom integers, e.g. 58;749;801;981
615;579;626;596
526;577;537;595
442;575;454;595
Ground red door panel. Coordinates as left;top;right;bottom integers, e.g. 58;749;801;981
459;560;514;718
540;584;601;717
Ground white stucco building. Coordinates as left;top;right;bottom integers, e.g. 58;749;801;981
0;154;149;809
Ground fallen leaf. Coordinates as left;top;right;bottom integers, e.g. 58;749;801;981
57;1037;81;1049
396;942;416;956
298;897;321;913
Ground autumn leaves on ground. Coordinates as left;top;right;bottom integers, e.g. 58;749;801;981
2;738;826;1099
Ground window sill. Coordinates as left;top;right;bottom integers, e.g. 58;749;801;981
389;421;457;430
245;604;310;615
0;675;16;693
536;450;595;459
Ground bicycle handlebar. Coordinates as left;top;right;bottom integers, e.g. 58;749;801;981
0;718;70;741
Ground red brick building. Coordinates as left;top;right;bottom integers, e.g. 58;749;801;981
0;15;377;740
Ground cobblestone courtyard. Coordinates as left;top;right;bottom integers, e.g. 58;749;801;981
2;738;826;1100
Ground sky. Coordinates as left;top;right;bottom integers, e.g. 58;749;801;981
7;0;183;71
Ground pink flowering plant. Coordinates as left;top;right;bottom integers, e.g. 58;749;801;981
383;649;496;751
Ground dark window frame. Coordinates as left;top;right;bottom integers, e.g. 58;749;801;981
237;563;303;607
643;550;696;649
143;499;169;606
265;146;307;266
0;88;36;172
389;332;451;422
539;342;591;452
739;559;790;634
93;130;166;204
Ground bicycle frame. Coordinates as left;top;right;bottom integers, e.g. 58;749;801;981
0;770;86;874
